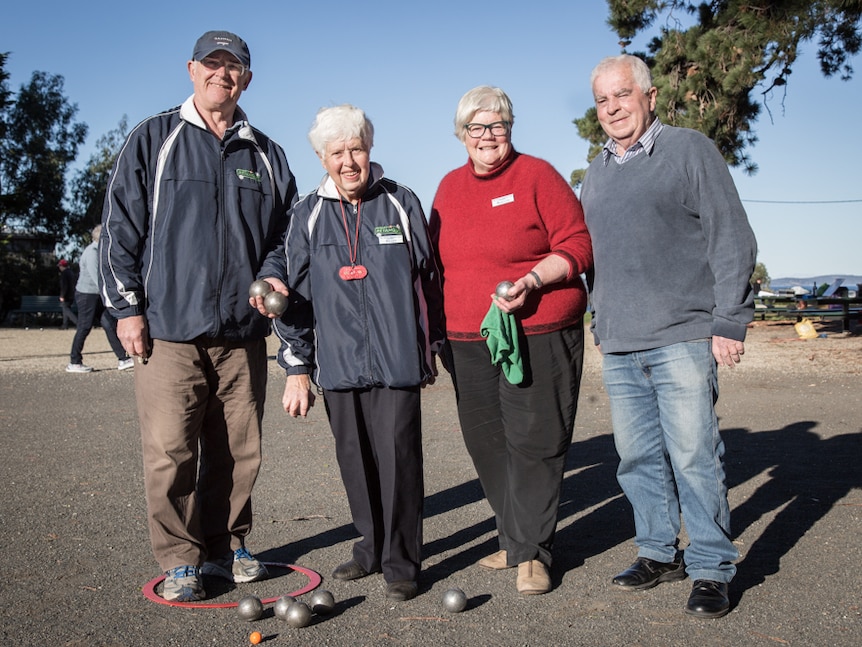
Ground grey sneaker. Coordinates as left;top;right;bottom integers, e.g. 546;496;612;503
117;358;135;371
202;547;268;583
66;363;93;373
162;565;205;602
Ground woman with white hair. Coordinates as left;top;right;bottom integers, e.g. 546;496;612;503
273;104;444;602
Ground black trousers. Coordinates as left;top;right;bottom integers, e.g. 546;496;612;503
61;301;77;329
323;386;423;583
70;291;126;364
448;324;584;567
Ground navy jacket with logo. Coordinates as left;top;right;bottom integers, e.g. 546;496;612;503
100;96;297;342
274;164;444;390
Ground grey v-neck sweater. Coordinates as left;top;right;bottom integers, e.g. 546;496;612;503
580;125;757;353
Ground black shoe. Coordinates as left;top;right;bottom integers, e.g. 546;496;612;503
385;580;418;601
685;579;730;618
332;559;373;581
612;556;686;591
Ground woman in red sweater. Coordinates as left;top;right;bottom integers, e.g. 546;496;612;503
430;86;593;595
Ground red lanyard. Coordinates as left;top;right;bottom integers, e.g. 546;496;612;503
337;198;368;280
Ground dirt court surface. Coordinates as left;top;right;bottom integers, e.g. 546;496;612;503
0;319;860;646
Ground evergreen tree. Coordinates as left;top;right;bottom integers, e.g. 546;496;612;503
751;261;771;292
68;116;128;248
0;58;87;317
0;68;87;236
0;53;12;222
572;1;862;187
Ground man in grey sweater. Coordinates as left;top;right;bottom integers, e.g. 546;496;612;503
580;54;757;619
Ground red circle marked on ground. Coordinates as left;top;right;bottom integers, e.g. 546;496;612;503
142;562;322;609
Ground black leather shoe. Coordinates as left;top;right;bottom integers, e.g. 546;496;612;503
385;580;418;601
685;579;730;618
612;556;686;590
332;559;373;581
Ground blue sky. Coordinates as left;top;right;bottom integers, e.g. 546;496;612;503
2;0;859;279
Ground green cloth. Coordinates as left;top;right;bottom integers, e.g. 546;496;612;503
480;303;524;385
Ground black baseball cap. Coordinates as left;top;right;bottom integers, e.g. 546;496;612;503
192;30;250;68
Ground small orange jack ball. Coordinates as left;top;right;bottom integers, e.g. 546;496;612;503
249;631;263;644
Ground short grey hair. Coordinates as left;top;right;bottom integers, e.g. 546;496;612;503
307;104;374;157
91;224;102;241
453;86;514;142
590;54;653;94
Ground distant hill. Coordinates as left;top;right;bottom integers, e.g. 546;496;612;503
771;275;862;289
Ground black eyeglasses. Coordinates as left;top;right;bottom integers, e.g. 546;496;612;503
464;121;511;138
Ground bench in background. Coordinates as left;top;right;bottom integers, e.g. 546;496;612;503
755;297;862;332
7;295;63;326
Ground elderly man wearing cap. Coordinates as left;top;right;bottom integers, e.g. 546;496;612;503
99;30;298;602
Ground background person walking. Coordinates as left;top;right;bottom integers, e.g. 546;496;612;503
65;225;131;373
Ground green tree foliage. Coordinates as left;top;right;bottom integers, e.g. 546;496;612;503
67;116;128;248
0;68;87;236
0;56;88;317
572;1;862;186
0;53;12;219
751;261;771;291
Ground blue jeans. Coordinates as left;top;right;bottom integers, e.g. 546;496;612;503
602;340;737;583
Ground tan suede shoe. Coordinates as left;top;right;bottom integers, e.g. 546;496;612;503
478;550;513;570
517;559;551;595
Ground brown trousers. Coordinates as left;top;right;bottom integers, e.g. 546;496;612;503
135;337;267;571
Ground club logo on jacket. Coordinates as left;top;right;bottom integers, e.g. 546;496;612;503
375;225;404;244
236;169;262;183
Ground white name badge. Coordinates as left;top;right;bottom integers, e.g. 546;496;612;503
374;225;404;244
377;234;403;244
491;194;515;207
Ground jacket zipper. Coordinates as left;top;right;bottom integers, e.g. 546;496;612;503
215;140;227;337
354;202;375;384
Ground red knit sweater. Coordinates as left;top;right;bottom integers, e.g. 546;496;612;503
430;151;592;341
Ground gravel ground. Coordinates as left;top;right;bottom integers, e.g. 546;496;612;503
0;318;860;646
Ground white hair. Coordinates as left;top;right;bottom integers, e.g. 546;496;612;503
590;54;653;94
307;104;374;157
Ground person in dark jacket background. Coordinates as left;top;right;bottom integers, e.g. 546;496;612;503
99;30;297;602
272;104;443;602
58;258;77;330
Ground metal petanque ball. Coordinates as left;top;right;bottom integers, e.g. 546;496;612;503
442;587;468;613
309;589;335;615
263;290;289;316
273;595;297;620
495;280;514;301
237;595;264;621
285;601;313;628
249;279;273;299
